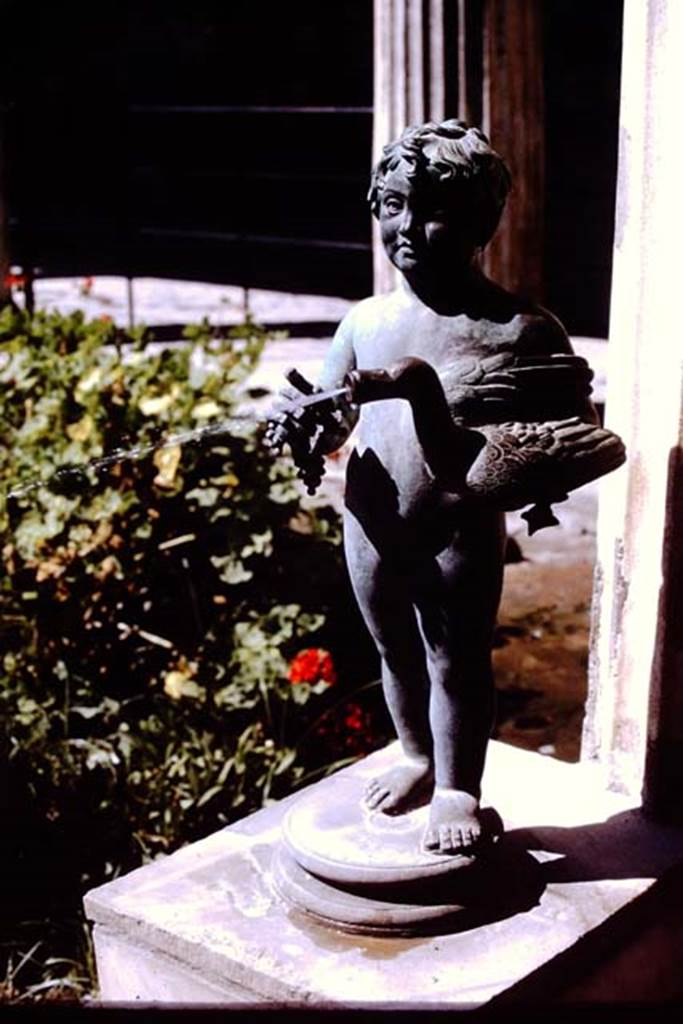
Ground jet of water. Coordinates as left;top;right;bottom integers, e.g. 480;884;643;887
6;417;252;501
5;384;351;501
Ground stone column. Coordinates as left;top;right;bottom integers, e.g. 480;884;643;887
582;0;683;820
481;0;545;298
372;0;545;300
372;0;447;293
457;0;484;128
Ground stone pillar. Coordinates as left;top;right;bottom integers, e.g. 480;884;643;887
583;0;683;819
457;0;484;128
372;0;545;300
372;0;448;293
481;0;545;298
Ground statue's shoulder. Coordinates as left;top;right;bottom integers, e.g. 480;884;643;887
475;279;572;356
352;291;398;324
510;304;574;357
337;292;399;339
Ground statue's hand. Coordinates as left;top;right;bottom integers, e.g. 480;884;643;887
264;387;327;495
263;382;320;457
264;367;352;495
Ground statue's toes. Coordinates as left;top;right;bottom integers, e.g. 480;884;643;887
362;784;377;807
423;827;440;851
379;791;406;815
439;825;456;853
462;827;476;849
365;786;390;811
469;824;482;847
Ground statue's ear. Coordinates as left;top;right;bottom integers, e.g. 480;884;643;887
367;169;382;219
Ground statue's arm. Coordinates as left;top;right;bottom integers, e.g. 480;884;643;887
264;309;360;468
313;313;360;454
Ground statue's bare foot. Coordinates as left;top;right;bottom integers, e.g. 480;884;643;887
363;756;433;815
423;789;481;854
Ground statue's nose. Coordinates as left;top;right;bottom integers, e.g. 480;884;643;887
398;207;417;236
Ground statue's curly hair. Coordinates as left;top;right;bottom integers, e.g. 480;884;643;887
368;119;512;248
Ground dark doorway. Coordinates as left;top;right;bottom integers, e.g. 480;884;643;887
2;1;374;298
542;0;624;338
2;1;623;326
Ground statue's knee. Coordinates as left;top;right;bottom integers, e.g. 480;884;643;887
380;647;407;676
428;657;494;698
380;640;424;679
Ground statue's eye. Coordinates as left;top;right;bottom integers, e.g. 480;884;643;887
382;196;403;214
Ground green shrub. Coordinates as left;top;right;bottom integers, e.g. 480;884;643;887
0;306;381;1000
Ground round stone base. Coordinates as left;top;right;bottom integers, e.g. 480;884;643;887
282;771;502;887
272;844;475;937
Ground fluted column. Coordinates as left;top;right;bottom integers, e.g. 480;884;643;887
372;0;448;293
372;0;545;300
583;0;683;820
481;0;544;298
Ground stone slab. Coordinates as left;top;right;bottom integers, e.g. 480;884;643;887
84;740;683;1006
91;925;265;1005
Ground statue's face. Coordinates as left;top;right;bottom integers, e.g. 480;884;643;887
378;162;478;277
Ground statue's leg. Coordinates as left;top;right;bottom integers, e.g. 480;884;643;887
344;510;433;814
415;508;506;853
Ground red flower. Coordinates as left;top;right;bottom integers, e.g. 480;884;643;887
4;273;26;288
313;699;376;756
288;647;337;686
343;702;365;731
99;314;113;323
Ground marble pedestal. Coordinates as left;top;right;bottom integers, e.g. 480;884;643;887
84;741;683;1006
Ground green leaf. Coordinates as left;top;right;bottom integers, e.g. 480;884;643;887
213;557;253;585
196;784;225;808
290;683;311;705
185;486;221;507
0;304;350;912
241;529;273;559
274;748;297;775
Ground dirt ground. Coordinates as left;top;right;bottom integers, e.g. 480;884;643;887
496;482;598;763
494;558;593;762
